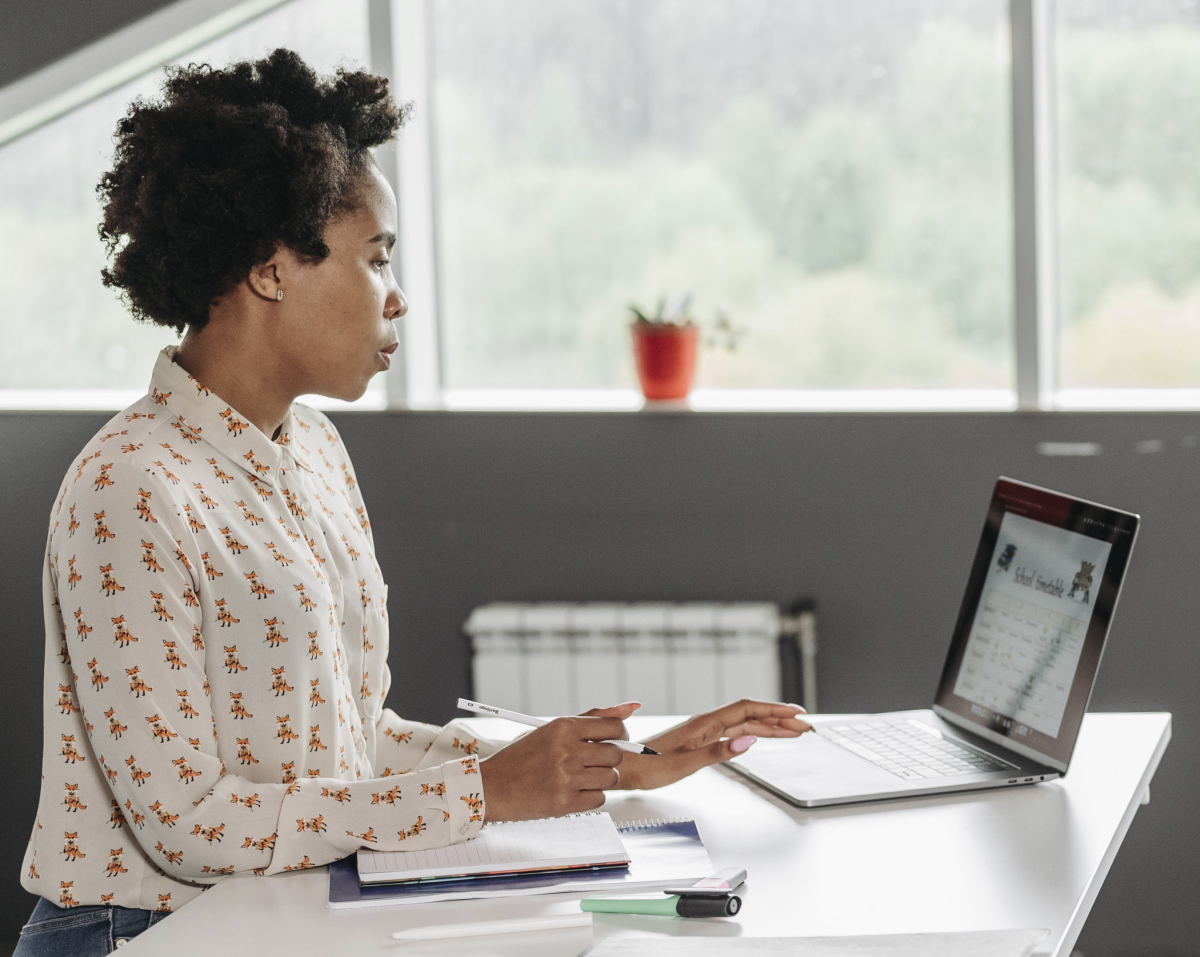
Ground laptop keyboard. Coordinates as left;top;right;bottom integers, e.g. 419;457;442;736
818;718;1011;781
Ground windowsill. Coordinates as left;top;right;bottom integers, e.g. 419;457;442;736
4;387;1200;413
439;388;1018;412
1052;389;1200;411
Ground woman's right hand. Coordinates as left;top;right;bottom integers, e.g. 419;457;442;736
478;705;637;821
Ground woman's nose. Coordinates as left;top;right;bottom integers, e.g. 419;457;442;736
388;286;408;320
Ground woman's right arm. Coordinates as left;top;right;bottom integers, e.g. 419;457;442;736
58;458;486;878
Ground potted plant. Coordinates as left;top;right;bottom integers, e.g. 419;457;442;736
629;296;697;401
628;295;742;401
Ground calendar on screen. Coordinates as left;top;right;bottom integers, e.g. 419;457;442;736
953;511;1112;738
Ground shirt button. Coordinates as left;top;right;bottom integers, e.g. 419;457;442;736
330;581;341;593
302;500;313;513
459;824;469;836
355;739;365;755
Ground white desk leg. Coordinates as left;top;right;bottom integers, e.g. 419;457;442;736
1141;785;1151;806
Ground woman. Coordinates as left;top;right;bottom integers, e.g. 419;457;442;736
16;49;809;955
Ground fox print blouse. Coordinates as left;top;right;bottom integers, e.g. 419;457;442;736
22;347;492;914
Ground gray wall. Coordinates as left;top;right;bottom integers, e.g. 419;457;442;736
0;409;1196;954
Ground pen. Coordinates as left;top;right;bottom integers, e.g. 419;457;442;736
391;913;592;941
662;867;748;896
457;698;660;755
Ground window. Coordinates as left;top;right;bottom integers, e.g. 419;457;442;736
431;0;1014;392
0;0;374;407
1056;0;1200;391
3;0;1199;410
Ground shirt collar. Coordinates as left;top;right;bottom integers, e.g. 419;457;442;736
148;346;298;487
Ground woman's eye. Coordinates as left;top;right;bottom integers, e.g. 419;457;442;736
374;260;389;272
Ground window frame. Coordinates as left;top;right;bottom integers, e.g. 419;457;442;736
1;0;1194;413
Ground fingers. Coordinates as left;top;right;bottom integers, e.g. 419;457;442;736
683;733;762;773
710;699;807;726
720;716;812;738
579;765;621;791
693;700;810;739
653;735;739;780
582;702;641;719
580;742;623;768
577;789;607;811
558;715;629;743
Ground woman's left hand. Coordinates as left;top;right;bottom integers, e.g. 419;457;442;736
583;699;812;791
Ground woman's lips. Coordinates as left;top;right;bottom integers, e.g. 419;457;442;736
379;341;399;369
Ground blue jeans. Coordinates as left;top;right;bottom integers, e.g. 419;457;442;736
13;897;170;956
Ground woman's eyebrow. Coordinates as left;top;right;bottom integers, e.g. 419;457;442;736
367;231;397;246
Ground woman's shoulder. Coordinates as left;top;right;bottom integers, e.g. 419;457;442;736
53;396;186;519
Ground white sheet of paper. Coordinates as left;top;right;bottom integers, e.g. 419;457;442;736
584;929;1049;957
357;811;629;883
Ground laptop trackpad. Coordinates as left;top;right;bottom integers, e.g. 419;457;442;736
732;731;899;798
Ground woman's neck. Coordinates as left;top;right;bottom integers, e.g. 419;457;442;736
174;323;295;440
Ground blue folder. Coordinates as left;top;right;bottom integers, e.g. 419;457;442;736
328;819;711;908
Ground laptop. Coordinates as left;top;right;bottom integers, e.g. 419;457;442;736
730;477;1139;807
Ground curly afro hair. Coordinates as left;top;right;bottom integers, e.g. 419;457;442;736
98;48;408;333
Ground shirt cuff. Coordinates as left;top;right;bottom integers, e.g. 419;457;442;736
441;755;486;839
265;757;485;873
415;718;508;769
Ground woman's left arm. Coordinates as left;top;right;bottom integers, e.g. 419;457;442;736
593;699;812;791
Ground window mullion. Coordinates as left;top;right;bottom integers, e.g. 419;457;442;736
378;0;444;409
367;0;409;408
1010;0;1061;411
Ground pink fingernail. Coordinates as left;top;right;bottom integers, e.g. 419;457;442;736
731;735;757;754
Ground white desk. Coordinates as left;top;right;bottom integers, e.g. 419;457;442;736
121;712;1170;957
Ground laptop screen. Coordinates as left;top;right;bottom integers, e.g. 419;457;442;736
932;478;1138;771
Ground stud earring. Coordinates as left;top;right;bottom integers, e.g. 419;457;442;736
276;289;283;301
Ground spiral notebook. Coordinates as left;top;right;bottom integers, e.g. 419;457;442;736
328;817;711;909
357;812;630;884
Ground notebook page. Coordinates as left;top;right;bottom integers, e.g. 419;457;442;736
357;811;629;882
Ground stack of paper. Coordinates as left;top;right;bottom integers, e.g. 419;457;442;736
329;816;711;909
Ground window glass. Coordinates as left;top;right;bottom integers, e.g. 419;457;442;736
1057;0;1200;388
0;0;371;395
431;0;1013;390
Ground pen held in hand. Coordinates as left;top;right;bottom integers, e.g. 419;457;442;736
457;698;660;755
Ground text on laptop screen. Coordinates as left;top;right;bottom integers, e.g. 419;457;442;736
952;512;1112;739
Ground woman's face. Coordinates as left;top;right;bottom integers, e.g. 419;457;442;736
273;163;406;401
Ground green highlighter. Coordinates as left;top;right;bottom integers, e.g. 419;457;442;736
582;894;741;917
581;869;747;918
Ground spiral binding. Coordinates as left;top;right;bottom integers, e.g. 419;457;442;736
615;816;695;830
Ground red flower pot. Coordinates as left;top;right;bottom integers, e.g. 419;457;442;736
631;321;698;400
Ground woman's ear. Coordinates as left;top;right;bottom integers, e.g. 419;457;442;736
247;259;283;302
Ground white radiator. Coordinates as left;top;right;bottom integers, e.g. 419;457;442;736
465;602;817;716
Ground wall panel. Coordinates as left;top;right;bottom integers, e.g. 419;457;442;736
3;409;1190;951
